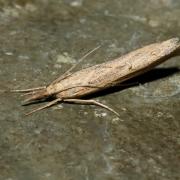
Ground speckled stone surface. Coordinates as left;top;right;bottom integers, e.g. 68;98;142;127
0;0;179;180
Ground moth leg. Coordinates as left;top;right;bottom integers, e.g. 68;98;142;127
11;86;46;93
25;98;62;116
20;91;37;97
63;99;120;117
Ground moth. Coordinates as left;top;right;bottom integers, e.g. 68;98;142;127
14;38;180;116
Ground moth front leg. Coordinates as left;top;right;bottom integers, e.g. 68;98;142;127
25;98;62;116
11;86;46;93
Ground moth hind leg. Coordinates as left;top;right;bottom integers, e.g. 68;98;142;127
63;99;120;117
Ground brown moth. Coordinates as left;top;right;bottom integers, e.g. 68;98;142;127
14;38;180;116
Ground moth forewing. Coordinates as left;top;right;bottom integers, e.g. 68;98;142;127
46;38;180;98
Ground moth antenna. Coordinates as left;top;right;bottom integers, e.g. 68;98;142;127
65;45;101;74
25;98;62;116
51;45;101;85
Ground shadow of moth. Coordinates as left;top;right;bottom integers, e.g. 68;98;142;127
14;38;180;116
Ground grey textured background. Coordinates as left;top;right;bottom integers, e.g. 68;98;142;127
0;0;179;180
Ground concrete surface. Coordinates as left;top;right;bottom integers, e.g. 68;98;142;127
0;0;179;180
